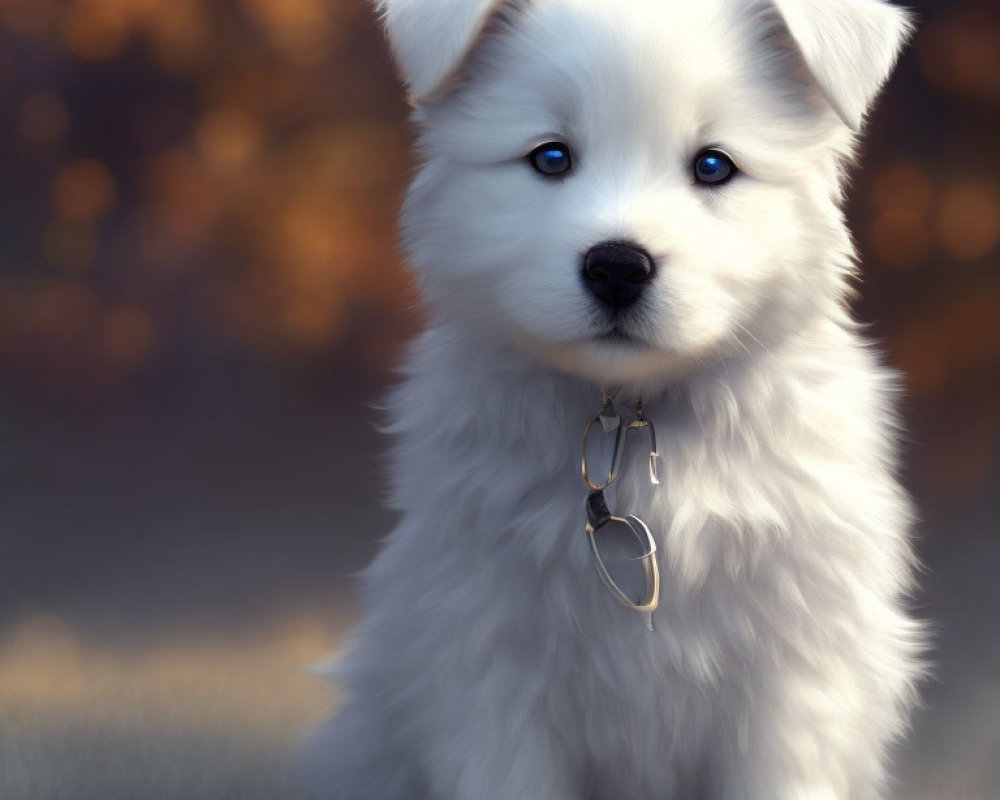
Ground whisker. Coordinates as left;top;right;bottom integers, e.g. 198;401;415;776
713;344;733;383
728;330;751;355
735;323;769;354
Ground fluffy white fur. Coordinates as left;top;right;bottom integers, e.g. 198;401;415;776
298;1;924;798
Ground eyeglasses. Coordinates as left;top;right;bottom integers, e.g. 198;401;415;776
581;396;660;627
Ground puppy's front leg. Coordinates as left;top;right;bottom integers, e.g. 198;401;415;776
716;720;845;800
420;691;579;800
714;664;893;800
423;725;579;800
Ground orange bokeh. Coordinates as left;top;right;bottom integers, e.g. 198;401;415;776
51;160;117;224
934;181;1000;263
0;0;995;504
918;11;1000;100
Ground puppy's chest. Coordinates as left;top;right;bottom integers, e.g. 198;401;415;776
551;440;804;668
462;404;831;667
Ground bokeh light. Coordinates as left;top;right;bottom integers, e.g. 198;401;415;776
0;0;993;503
917;8;1000;101
51;160;117;223
62;0;131;62
0;0;992;504
0;0;414;389
934;180;1000;262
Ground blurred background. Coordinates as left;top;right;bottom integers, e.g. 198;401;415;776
0;0;996;798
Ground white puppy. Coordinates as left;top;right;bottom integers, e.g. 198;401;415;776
299;1;924;798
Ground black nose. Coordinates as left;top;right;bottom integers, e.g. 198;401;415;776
581;242;655;309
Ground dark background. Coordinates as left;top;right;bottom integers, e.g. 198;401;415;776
0;1;997;798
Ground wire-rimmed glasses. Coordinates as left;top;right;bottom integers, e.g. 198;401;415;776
581;397;661;621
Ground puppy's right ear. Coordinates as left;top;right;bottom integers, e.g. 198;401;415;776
374;0;509;103
769;0;914;130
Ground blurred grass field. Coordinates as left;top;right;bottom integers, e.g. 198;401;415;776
0;615;338;800
2;547;998;800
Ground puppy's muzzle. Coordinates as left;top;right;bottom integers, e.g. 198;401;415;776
582;241;655;310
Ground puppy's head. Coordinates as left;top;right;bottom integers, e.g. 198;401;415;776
377;0;912;383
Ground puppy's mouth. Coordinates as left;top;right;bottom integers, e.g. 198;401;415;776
597;326;634;343
594;323;647;347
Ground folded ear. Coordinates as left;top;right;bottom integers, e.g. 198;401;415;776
374;0;510;102
770;0;914;130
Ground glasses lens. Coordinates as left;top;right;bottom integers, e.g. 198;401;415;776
582;413;623;490
588;515;658;610
623;417;660;485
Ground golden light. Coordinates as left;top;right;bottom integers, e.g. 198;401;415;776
279;201;340;269
145;147;221;242
61;0;131;63
196;107;263;171
276;291;345;350
241;0;335;64
141;0;214;78
51;159;117;223
0;613;339;787
324;120;405;194
16;92;69;147
934;180;1000;262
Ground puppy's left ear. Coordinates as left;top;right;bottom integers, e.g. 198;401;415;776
374;0;510;102
772;0;914;130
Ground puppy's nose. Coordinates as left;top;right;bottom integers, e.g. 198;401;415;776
582;242;655;309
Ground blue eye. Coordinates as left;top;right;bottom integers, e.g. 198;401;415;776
529;142;572;176
693;149;736;185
